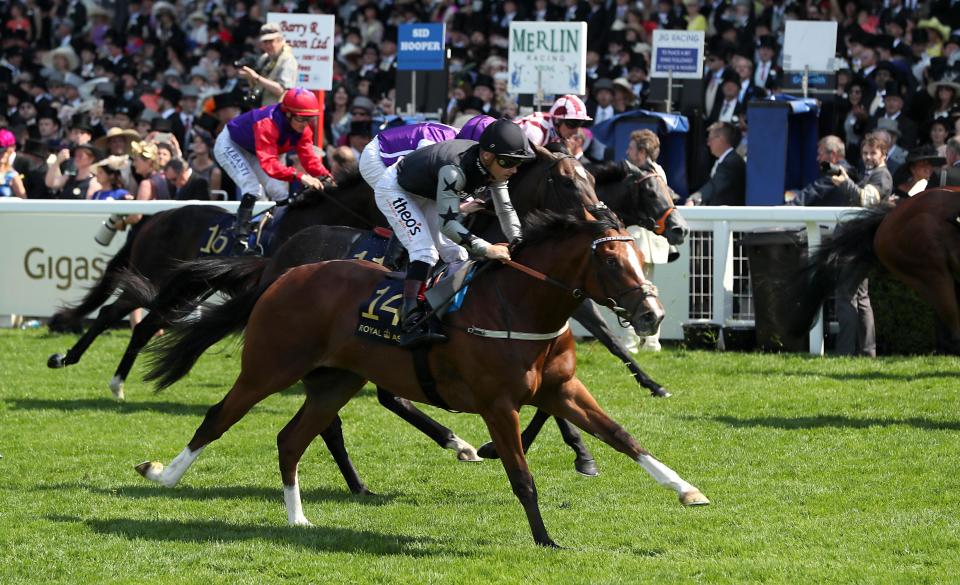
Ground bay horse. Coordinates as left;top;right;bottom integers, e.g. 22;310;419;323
45;172;386;399
135;205;709;547
121;150;687;483
792;188;960;352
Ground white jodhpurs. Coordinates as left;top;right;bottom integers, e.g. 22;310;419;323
359;137;387;190
214;129;288;201
374;163;468;267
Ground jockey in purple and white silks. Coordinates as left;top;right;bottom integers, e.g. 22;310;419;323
358;115;498;190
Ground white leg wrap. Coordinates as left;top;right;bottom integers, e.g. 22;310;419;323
445;435;481;462
160;446;205;488
283;478;312;526
637;454;695;495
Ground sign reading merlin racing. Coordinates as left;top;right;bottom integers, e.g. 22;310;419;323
398;23;446;71
508;22;587;96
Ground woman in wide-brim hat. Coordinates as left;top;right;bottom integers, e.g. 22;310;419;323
897;144;947;197
927;76;960;120
94;127;142;156
42;46;80;73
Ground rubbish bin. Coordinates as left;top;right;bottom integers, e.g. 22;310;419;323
741;228;810;352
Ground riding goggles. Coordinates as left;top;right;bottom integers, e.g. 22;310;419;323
496;156;525;169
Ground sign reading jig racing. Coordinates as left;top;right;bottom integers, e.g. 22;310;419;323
508;21;587;95
398;23;446;71
650;30;705;79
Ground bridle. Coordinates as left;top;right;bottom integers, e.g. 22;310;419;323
505;233;658;320
632;170;676;236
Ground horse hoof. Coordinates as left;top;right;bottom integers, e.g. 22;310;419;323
680;489;710;506
290;517;313;527
575;457;599;477
47;353;66;369
135;460;164;481
650;387;672;398
109;376;125;401
446;436;483;462
475;441;499;460
536;539;561;549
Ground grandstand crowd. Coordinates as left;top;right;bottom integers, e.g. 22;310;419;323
1;0;959;204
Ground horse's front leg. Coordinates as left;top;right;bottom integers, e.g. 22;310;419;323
480;406;557;548
536;376;709;506
571;301;670;397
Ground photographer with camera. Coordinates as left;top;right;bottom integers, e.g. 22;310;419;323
237;23;298;108
784;136;856;206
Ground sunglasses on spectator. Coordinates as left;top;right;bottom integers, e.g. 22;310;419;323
496;156;524;169
351;110;371;117
561;119;585;128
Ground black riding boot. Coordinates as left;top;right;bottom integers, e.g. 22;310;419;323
232;193;257;254
398;268;446;348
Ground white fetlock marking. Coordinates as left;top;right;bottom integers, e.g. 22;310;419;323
446;435;482;462
142;462;165;482
284;479;312;526
637;454;695;495
109;376;125;400
159;446;204;488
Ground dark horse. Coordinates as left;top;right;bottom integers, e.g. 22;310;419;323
45;172;386;399
792;188;960;353
135;206;709;547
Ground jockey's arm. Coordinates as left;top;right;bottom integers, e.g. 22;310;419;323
295;124;333;180
488;181;521;242
436;165;493;256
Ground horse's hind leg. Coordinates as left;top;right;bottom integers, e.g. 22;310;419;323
47;299;136;372
318;415;369;495
108;309;167;400
277;368;366;525
535;376;709;507
375;387;481;461
480;406;557;547
572;301;671;397
554;417;598;477
136;367;299;487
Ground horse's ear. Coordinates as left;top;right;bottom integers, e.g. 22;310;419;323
534;144;554;160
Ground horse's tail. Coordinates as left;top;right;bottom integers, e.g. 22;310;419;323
114;256;270;323
145;277;271;390
790;206;891;335
48;235;134;333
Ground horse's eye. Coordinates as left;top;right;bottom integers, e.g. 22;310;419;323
605;256;618;267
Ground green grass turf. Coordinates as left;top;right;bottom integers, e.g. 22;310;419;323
1;329;958;584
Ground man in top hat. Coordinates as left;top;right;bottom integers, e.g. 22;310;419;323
929;136;960;188
472;74;499;118
870;80;916;148
707;69;744;126
871;121;907;175
167;85;200;147
345;120;373;161
893;144;947;197
754;36;781;89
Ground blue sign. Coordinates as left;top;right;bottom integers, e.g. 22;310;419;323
398;23;445;71
654;47;699;74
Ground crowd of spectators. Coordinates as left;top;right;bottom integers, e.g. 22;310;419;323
0;0;959;206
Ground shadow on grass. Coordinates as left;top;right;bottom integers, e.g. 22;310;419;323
35;481;398;506
47;514;444;556
702;414;960;431
99;483;397;505
5;397;209;417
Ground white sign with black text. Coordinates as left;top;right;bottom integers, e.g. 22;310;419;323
266;13;335;90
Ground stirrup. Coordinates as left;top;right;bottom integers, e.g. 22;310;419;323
398;311;447;348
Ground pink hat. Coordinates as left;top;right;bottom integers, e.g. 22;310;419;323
0;129;16;148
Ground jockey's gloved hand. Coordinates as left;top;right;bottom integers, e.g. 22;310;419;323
485;244;511;263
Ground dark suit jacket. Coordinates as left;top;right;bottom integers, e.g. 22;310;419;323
173;174;211;201
869;113;918;149
929;164;960;188
699;150;746;206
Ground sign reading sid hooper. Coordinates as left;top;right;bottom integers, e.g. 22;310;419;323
0;214;125;316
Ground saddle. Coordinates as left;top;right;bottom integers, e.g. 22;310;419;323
355;260;477;346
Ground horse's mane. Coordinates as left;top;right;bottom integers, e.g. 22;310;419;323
291;167;368;209
519;205;623;249
585;161;627;186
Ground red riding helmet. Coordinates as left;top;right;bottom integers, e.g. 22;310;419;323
280;88;321;116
